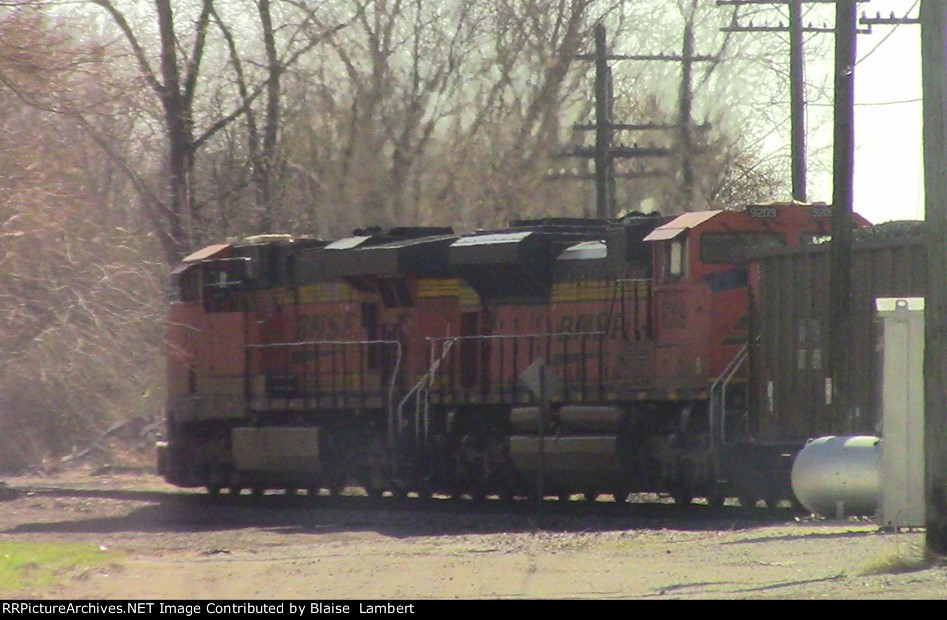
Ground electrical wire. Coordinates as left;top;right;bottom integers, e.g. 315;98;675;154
855;97;922;106
854;0;920;67
769;99;921;107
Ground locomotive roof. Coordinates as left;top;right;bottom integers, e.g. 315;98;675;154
451;231;533;247
180;243;232;263
325;236;373;250
364;234;457;250
557;240;607;260
308;233;457;279
448;217;661;299
643;211;722;242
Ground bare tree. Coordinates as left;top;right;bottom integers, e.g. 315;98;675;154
86;0;212;261
277;0;630;234
0;6;165;468
86;0;356;261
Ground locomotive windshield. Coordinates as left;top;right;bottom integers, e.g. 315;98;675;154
700;231;786;263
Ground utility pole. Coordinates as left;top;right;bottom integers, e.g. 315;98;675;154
719;0;882;203
679;17;697;209
920;0;947;555
719;0;858;203
559;24;715;217
788;0;807;202
559;24;674;218
828;0;857;433
825;0;924;431
594;24;614;218
720;1;884;428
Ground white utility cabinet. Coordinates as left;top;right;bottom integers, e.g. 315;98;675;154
875;297;925;529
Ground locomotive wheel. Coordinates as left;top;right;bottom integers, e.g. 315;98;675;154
324;474;346;497
612;489;628;503
251;486;265;500
705;487;726;508
229;486;243;496
390;487;408;500
673;490;693;506
323;485;341;497
740;496;757;508
206;485;221;496
285;487;298;496
584;491;598;502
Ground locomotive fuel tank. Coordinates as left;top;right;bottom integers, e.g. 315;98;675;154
509;436;623;497
509;405;626;496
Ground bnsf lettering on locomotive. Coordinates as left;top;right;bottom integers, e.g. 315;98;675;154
748;206;778;219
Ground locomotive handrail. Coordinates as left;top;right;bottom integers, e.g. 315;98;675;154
425;331;605;342
709;343;749;451
396;337;457;447
201;256;251;263
426;330;607;403
245;338;402;437
246;338;402;348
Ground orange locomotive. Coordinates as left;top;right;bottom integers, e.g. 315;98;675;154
159;203;850;505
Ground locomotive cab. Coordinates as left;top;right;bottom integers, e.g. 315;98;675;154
640;202;859;504
645;203;838;396
162;235;327;490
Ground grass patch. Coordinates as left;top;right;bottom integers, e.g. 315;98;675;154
0;541;120;593
861;542;933;575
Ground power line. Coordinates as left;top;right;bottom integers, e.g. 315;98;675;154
775;98;922;107
855;97;922;106
555;23;716;216
716;0;840;202
855;0;920;66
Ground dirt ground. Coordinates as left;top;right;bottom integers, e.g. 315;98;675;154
0;467;944;600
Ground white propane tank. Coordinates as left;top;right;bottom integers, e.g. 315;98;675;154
790;436;882;518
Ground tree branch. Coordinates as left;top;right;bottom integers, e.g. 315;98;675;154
193;13;358;151
183;0;213;107
89;0;164;97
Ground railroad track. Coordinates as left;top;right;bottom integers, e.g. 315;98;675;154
11;483;803;524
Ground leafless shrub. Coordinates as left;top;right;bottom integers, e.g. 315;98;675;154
0;6;166;470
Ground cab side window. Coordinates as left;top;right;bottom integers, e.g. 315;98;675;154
663;238;687;280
